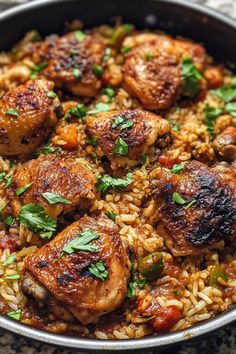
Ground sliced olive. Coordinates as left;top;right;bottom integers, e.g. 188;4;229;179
138;252;164;282
209;266;228;286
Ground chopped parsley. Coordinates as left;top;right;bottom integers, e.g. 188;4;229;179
7;309;22;321
4;175;12;189
0;202;8;215
74;30;85;42
112;137;129;156
42;192;72;205
103;87;115;100
30;62;47;80
41;144;62;155
0;172;6;183
66;104;87;120
47;91;57;99
96;173;133;194
111;116;133;130
73;67;82;79
185;199;197;209
105;210;116;221
4;215;15;227
18;203;57;238
140;154;147;165
144;52;153;61
172;192;186;205
63;228;99;254
92;64;103;77
2;255;15;266
204;105;223;137
88;260;108;281
182;57;202;97
121;46;131;53
87;136;99;146
16;182;34;197
212;86;236;103
171;162;186;174
225;102;236;117
127;278;146;298
87;103;110;115
6;108;19;117
103;47;111;62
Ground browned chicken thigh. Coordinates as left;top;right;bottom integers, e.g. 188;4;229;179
149;160;236;256
22;216;130;324
123;33;206;110
8;154;97;219
86;110;170;166
0;79;63;156
37;32;106;97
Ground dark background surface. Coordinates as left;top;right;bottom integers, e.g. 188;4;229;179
0;0;235;353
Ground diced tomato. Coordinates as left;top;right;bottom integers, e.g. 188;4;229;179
158;155;177;169
0;233;18;252
151;306;181;332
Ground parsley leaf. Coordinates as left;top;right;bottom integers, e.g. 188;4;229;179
75;30;85;42
87;136;99;146
88;260;108;281
103;87;115;99
30;62;47;80
63;228;99;254
171;162;186;174
18;203;57;237
4;175;12;189
112;137;129;156
0;172;6;183
47;91;57;99
103;47;111;62
185;199;197;209
66;104;87;120
111;116;133;130
92;64;103;77
42;192;72;205
6;108;19;117
127;278;146;298
172;192;186;205
105;210;116;221
182;57;202;97
73;67;81;79
87;103;110;115
225;102;236;117
212;86;236;103
121;46;131;53
204;105;223;137
96;173;133;194
41;144;62;155
4;215;15;226
16;182;34;196
7;309;22;321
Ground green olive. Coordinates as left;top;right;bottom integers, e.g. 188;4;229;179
210;266;228;286
138;252;164;281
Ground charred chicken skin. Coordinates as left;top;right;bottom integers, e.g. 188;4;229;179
22;216;130;324
0;79;63;156
123;33;206;110
8;154;97;219
86;109;170;165
149;160;236;256
35;32;106;97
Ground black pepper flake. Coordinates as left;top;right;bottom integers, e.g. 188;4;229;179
57;273;75;286
37;260;48;268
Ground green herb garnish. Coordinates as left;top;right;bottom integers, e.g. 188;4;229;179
184;199;197;209
4;175;12;189
67;104;87;120
6;108;19;117
2;255;15;266
0;172;6;183
182;57;202;97
105;210;116;221
7;309;22;321
144;52;153;61
4;215;15;226
92;64;103;77
112;137;128;156
225;102;236;117
121;46;131;53
42;192;72;205
88;103;110;115
171;162;186;174
127;278;146;298
172;192;186;205
103;47;111;62
87;136;99;146
63;228;99;254
16;182;34;197
75;30;85;42
73;67;81;79
140;154;147;165
103;87;115;99
4;274;20;280
212;87;236;103
41;145;62;155
88;260;108;281
19;203;57;238
47;91;57;99
111;116;133;130
96;173;133;194
30;62;47;79
204;105;223;137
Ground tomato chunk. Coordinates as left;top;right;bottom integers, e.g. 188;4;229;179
151;306;181;332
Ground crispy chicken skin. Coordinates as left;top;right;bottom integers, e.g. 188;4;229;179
123;34;206;110
86;110;170;165
213;126;236;161
149;161;236;256
0;79;63;156
39;32;105;97
23;216;130;324
8;154;97;219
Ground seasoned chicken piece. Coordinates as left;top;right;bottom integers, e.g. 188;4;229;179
8;154;97;219
149;161;236;256
0;62;31;92
40;32;106;97
86;110;170;166
213;126;236;161
22;216;130;324
123;33;206;110
0;79;63;156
